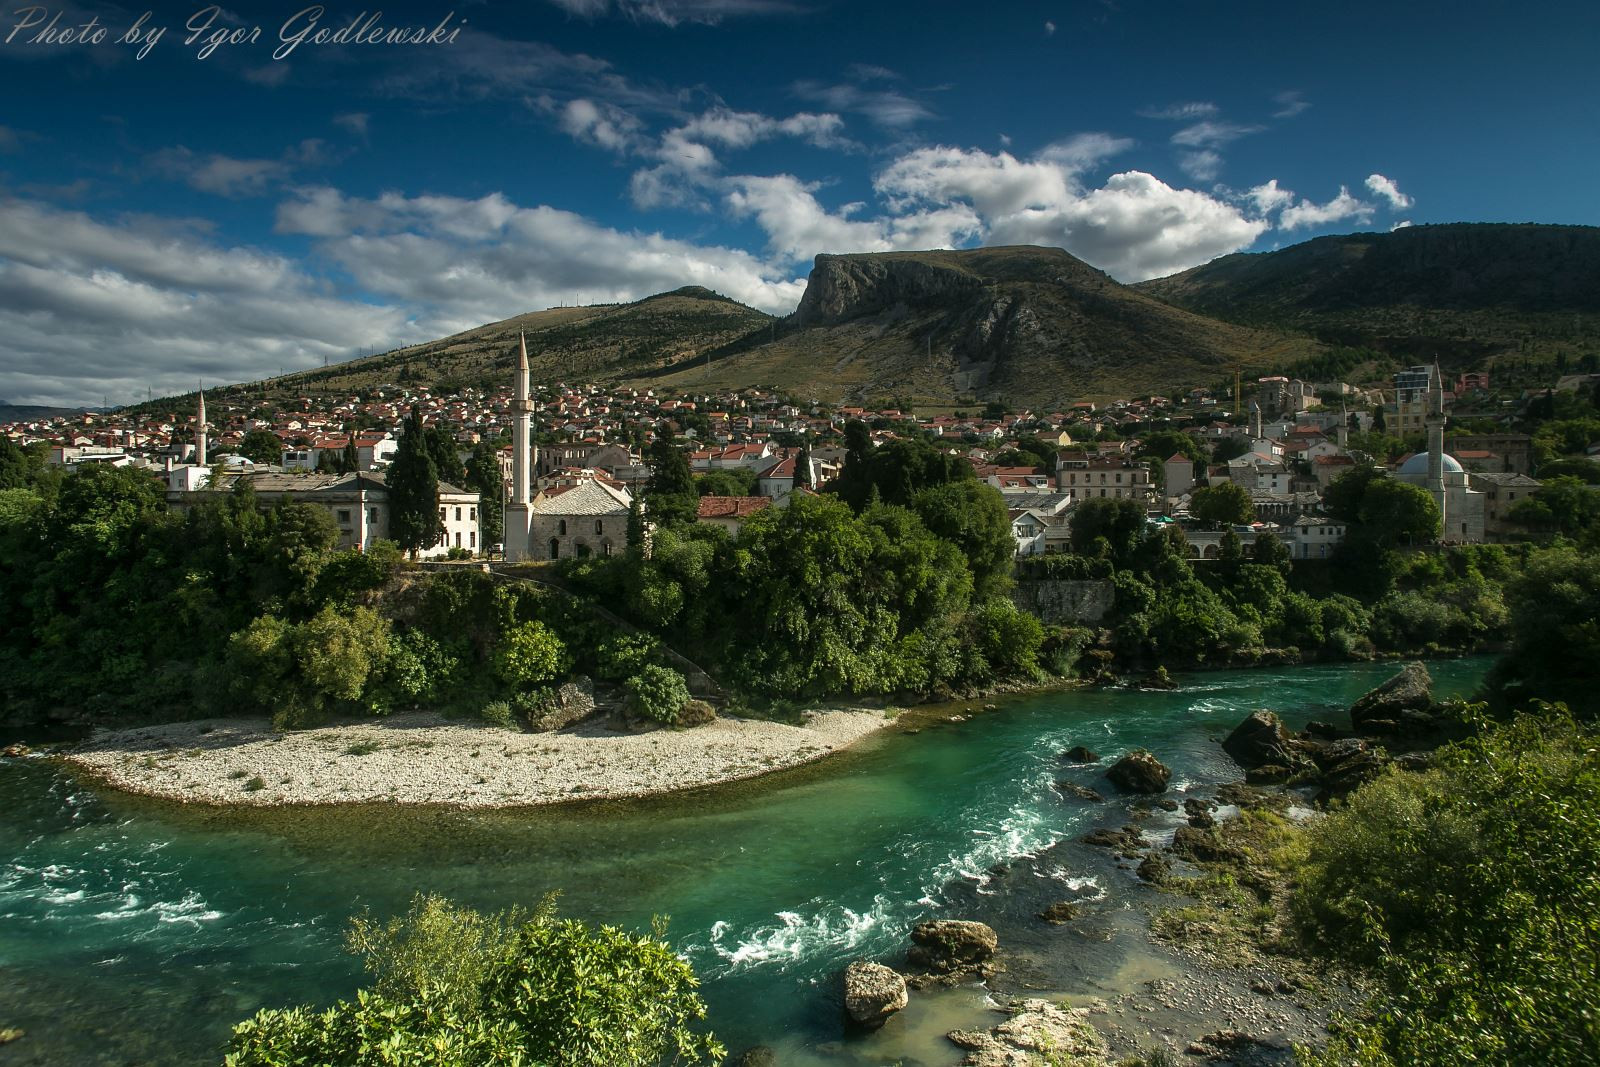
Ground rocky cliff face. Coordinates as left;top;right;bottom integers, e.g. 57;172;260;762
795;253;988;324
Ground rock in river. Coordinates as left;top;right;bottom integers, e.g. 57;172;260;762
842;960;908;1030
1350;662;1433;731
1105;749;1171;794
1222;710;1298;770
907;919;997;974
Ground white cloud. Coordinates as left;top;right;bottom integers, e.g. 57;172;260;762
1365;172;1414;209
559;98;648;153
0;197;413;406
1172;120;1261;149
724;173;980;260
147;140;332;198
1036;132;1135;172
1179;150;1223;181
333;113;370;139
1044;20;1056;35
1246;178;1295;215
792;79;933;128
1391;219;1413;231
1138;101;1219;121
1279;186;1375;230
1272;90;1310;118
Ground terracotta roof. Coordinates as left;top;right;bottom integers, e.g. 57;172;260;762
697;495;773;520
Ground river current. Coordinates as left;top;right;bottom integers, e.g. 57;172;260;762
0;658;1491;1065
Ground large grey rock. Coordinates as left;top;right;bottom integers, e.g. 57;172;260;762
1350;662;1433;731
1222;710;1297;769
907;919;997;974
525;677;596;732
842;960;907;1030
1105;749;1171;794
945;998;1109;1067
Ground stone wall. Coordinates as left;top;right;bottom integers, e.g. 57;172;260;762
1011;579;1114;625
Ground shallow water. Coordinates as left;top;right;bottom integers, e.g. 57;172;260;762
0;658;1492;1065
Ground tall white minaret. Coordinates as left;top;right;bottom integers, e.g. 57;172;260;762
512;333;531;506
194;387;208;466
1249;399;1263;440
1426;362;1447;529
1336;402;1349;449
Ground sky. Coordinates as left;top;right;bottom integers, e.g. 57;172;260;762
1;0;1597;407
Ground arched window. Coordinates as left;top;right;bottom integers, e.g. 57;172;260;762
558;519;567;536
595;518;603;534
549;538;560;559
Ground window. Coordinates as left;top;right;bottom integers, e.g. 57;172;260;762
595;518;603;534
470;531;476;549
470;507;477;521
559;519;567;536
337;509;351;524
369;507;378;523
455;506;461;521
454;532;461;548
438;506;446;522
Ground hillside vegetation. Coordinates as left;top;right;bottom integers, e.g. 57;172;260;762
1137;223;1600;367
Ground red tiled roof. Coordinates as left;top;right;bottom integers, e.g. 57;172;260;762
697;495;773;519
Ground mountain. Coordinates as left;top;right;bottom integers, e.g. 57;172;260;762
630;246;1315;406
1136;223;1600;364
240;286;772;403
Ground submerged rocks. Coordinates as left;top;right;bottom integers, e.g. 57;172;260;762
1105;749;1171;794
1037;901;1080;924
907;919;998;976
1082;825;1145;852
1053;780;1105;802
946;998;1108;1067
841;960;908;1030
1222;710;1298;770
1061;745;1100;763
1350;662;1433;731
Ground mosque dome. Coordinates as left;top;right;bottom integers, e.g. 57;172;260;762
1396;451;1464;482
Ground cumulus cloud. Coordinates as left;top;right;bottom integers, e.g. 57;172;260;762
0;197;413;406
1279;185;1375;230
559;98;648;153
1246;178;1295;215
873;145;1269;280
1392;219;1413;230
1179;150;1223;181
1365;172;1414;209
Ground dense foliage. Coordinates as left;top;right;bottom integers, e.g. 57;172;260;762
225;894;722;1067
1294;709;1600;1066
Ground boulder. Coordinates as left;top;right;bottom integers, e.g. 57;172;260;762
1303;719;1344;739
525;677;597;732
841;960;908;1030
1350;662;1433;731
945;998;1108;1067
1222;710;1297;769
1061;745;1100;763
1053;780;1105;802
1081;825;1144;852
907;919;997;973
1137;853;1172;884
1170;826;1242;865
1184;797;1216;829
1105;749;1170;794
1318;748;1390;800
1037;901;1080;924
1244;764;1291;785
1303;736;1370;771
2;742;29;758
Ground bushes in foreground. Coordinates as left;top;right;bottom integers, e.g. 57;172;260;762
1293;708;1600;1066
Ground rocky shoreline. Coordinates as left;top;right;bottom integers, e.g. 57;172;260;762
52;706;892;808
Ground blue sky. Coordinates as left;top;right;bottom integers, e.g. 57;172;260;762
1;0;1596;406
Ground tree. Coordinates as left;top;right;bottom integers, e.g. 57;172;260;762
832;436;972;511
1137;429;1205;464
224;894;723;1067
1190;482;1254;528
794;436;812;489
1212;436;1252;463
425;424;465;485
1358;479;1441;546
625;496;646;555
237;429;284;465
388;407;441;557
1069;497;1147;564
1251;529;1292;572
830;419;875;505
463;441;504;550
340;434;360;474
1508;476;1600;540
911;480;1015;598
493;620;569;688
1323;464;1388;522
1488;547;1600;714
695;468;757;497
644;429;697;528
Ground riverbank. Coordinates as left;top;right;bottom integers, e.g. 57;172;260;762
57;707;893;808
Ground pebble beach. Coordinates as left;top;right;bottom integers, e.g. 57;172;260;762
59;709;893;808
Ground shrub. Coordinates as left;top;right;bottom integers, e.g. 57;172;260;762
225;893;723;1067
624;664;690;724
973;597;1046;677
479;700;516;729
593;633;663;682
492;620;569;689
677;699;717;727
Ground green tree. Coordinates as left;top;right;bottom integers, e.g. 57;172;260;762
493;620;569;689
237;429;285;466
1358;479;1441;546
1507;475;1600;539
1323;464;1387;522
1137;429;1206;464
910;480;1015;598
695;467;758;497
463;440;504;549
1487;547;1600;715
1251;529;1292;572
340;434;360;474
624;663;690;723
644;429;697;528
425;424;465;485
1069;497;1147;564
224;894;723;1067
388;407;441;557
625;496;646;555
1190;481;1254;527
794;436;812;490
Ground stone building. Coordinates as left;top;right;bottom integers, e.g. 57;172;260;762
1055;451;1155;503
529;477;633;560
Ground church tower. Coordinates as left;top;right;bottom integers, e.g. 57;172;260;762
194;387;208;467
1425;362;1447;528
1249;399;1263;440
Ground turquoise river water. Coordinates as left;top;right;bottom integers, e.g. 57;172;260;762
0;658;1492;1066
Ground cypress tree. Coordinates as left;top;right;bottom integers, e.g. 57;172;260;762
626;496;646;555
465;440;504;549
341;433;360;474
794;436;812;490
425;424;464;485
388;406;441;557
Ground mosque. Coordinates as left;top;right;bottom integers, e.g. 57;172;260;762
1392;363;1484;543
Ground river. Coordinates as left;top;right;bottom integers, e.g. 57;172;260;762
0;657;1491;1066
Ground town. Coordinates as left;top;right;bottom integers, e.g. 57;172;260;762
9;351;1570;562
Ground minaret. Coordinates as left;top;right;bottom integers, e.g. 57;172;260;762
1425;362;1447;528
512;333;531;506
194;387;208;467
1336;403;1349;449
1249;400;1263;440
